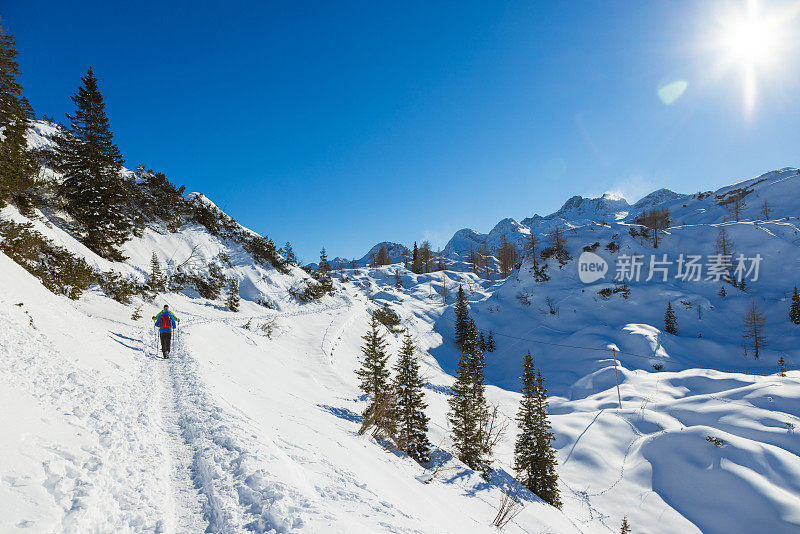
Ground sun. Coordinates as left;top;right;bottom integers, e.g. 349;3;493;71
722;10;776;63
711;0;797;115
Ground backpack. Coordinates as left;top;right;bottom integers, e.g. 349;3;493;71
160;313;171;330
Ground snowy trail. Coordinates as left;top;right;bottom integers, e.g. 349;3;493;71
143;325;208;533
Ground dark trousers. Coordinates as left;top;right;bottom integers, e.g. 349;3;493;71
160;331;172;354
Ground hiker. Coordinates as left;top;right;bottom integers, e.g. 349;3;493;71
153;305;179;358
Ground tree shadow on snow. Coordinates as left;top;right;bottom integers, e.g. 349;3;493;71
317;404;363;424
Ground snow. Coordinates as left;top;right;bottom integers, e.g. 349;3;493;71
2;144;800;533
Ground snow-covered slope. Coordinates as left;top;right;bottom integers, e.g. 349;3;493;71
3;118;800;533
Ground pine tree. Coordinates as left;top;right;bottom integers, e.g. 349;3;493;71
394;269;402;289
777;355;788;377
55;68;130;259
790;286;800;325
514;352;561;508
393;333;431;463
664;301;677;335
454;285;470;348
719;285;727;298
283;241;297;264
486;331;496;352
411;241;422;274
479;332;486;353
0;25;39;209
448;348;484;472
356;315;391;412
620;517;631;534
313;248;334;294
148;251;165;292
449;317;491;474
376;245;391;266
226;278;240;312
743;301;767;359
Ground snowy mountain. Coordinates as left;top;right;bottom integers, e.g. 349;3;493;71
2;118;800;533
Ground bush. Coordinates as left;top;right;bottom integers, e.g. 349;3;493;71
97;271;146;304
605;241;620;253
289;280;326;302
373;303;402;332
582;242;600;252
0;219;95;299
169;263;228;300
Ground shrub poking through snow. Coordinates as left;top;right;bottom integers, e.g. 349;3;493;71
373;303;402;333
0;219;95;299
706;436;725;447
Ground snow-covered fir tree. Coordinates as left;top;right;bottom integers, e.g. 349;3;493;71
411;241;422;274
514;351;561;508
392;333;431;463
790;285;800;325
664;301;677;335
486;330;496;352
453;285;470;348
55;68;131;260
148;252;165;293
226;278;240;312
620;516;631;534
313;247;334;294
448;315;491;475
777;355;788;377
356;315;392;420
0;25;39;210
282;241;297;265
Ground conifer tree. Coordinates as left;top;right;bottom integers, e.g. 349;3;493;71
514;352;561;508
486;331;496;352
454;285;470;348
394;269;402;289
356;315;392;420
479;332;486;353
376;245;391;266
411;241;422;274
777;355;788;377
226;278;240;312
313;248;334;294
148;251;165;292
790;286;800;325
620;517;631;534
448;316;491;474
393;333;431;463
0;25;39;208
282;241;297;264
664;301;677;335
448;348;484;472
56;68;130;259
718;285;727;298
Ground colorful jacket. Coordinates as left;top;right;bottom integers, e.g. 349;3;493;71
154;310;179;332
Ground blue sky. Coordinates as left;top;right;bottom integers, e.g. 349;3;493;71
4;1;800;262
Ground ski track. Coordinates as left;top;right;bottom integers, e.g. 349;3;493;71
144;326;208;533
161;317;316;533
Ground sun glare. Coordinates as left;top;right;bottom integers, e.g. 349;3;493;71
711;0;797;115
